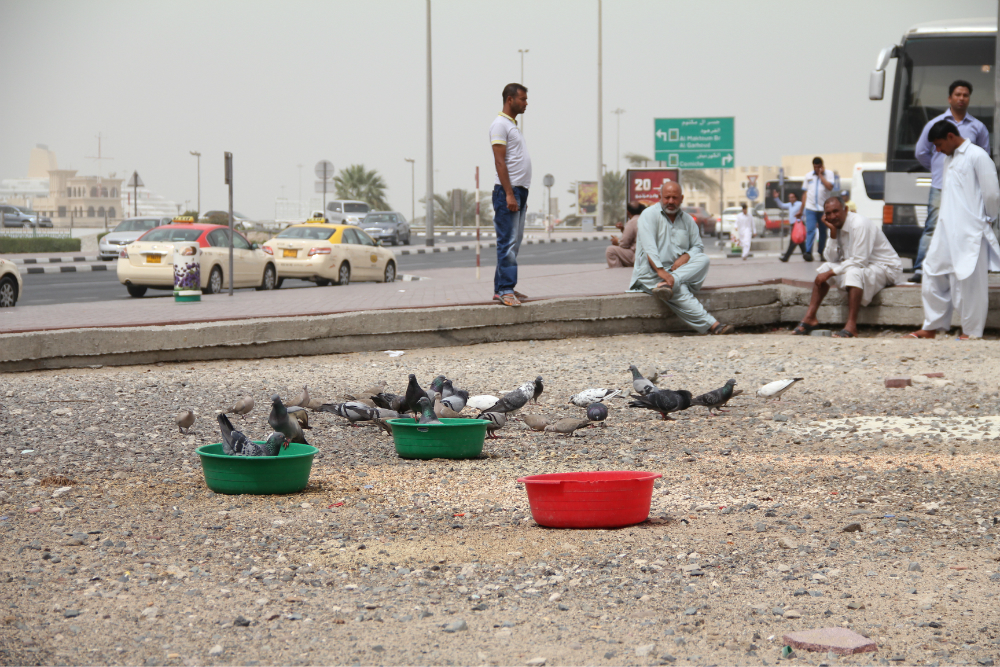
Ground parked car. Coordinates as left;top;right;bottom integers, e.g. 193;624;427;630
361;211;411;246
200;210;256;230
13;207;45;227
718;206;764;237
99;216;172;260
262;220;397;286
0;204;34;228
681;206;716;236
117;221;277;297
0;257;22;307
325;200;370;225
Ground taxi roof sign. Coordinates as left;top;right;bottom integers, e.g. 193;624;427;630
173;216;196;223
306;217;326;223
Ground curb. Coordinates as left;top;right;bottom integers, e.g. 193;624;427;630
11;256;102;265
394;235;607;256
22;264;110;274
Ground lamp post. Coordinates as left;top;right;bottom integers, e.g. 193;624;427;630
425;0;434;247
611;108;625;172
189;151;201;217
595;0;604;231
404;158;415;222
518;48;529;134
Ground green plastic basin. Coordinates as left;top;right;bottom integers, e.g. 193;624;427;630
388;418;487;459
197;442;317;495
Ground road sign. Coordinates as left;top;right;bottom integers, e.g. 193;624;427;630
543;174;554;188
654;117;734;169
127;171;144;188
746;175;758;200
314;160;334;180
626;168;680;208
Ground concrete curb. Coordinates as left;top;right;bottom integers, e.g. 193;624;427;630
393;235;607;256
11;255;102;265
22;264;110;274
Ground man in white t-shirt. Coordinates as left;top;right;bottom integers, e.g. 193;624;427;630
801;156;835;260
489;83;532;307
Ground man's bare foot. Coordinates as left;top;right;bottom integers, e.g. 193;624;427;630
904;329;936;339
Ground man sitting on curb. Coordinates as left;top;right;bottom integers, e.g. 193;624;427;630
792;197;902;338
606;201;645;268
628;181;734;335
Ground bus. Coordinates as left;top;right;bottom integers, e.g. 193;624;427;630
869;17;995;259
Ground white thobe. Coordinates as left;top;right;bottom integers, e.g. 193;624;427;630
817;212;902;306
734;212;754;258
921;140;1000;338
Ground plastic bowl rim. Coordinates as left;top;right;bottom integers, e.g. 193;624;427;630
196;442;318;461
516;470;662;485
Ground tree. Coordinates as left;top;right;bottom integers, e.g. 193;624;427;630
602;170;627;225
420;189;493;227
333;164;391;210
625;152;653;167
679;170;719;196
180;210;199;221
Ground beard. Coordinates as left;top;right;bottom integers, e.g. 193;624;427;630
663;203;680;214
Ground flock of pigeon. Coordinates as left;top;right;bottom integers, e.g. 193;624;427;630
174;367;806;457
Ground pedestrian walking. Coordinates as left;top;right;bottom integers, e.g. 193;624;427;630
490;83;532;307
906;120;1000;340
734;203;755;260
773;190;808;262
606;201;645;268
801;157;835;260
909;79;990;284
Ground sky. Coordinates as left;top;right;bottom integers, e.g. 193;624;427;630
1;0;996;220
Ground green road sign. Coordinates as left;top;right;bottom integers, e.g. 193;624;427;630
654;117;734;169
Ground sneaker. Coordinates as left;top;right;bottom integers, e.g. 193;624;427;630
803;253;814;262
779;254;790;263
908;273;922;284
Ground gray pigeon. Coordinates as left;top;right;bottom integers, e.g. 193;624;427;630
544;418;592;436
268;394;309;444
371;391;407;413
224;396;255;420
434;394;463;419
586;402;609;422
568;388;621;407
416;397;442;425
629;364;657;396
627;389;692;421
176;410;195;434
532;376;544;403
478;411;506;438
318;401;377;425
691;379;737;416
218;413;286;456
405;374;434;415
481;379;536;415
441;379;469;402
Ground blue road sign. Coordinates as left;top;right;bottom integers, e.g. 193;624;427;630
746;186;759;200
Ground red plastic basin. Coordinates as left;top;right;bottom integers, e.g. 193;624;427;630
517;470;662;529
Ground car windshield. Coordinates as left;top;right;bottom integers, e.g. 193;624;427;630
277;226;335;241
344;203;369;213
364;214;396;224
114;219;159;233
15;207;34;215
139;228;203;243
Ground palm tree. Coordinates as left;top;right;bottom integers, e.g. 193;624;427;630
334;164;391;210
602;170;627;225
421;189;493;227
625;153;653;167
679;170;719;196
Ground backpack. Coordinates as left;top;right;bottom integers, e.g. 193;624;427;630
791;219;806;245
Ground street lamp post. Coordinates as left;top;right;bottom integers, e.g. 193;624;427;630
189;151;201;217
404;158;415;222
518;48;529;134
611;108;625;172
425;0;434;247
595;0;604;231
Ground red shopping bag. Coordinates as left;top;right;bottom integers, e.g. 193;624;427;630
791;219;806;245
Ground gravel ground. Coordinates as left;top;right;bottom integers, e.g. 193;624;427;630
1;331;999;667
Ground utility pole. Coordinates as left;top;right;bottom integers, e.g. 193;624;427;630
425;0;435;246
518;48;529;134
611;108;625;172
189;151;201;217
595;0;604;231
405;158;415;221
297;163;303;217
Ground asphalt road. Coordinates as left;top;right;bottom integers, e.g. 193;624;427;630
17;239;611;306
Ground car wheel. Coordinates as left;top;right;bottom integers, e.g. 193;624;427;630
315;278;332;287
383;261;396;283
337;262;350;286
403;234;410;246
125;284;147;298
391;233;398;246
0;276;18;307
275;277;284;289
205;266;224;294
101;255;113;262
256;264;277;291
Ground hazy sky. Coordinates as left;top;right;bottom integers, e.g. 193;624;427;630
1;0;996;220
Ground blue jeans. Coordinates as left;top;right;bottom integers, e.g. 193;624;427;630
805;209;826;255
912;186;941;274
492;185;528;295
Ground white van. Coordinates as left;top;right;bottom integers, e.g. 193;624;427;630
851;162;886;223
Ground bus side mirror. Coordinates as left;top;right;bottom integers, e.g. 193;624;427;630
869;70;885;101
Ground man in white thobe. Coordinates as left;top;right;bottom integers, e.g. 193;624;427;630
908;120;1000;340
792;197;902;338
734;203;755;260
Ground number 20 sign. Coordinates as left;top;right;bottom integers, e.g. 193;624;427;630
626;168;680;208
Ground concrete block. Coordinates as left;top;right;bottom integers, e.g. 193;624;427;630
783;628;877;655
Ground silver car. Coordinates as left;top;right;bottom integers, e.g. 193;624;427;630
99;217;172;260
325;200;370;225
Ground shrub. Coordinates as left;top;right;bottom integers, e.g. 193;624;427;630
0;237;81;253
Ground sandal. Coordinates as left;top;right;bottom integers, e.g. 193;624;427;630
832;329;855;338
903;330;935;339
710;322;734;335
513;290;528;300
497;293;521;307
651;285;674;300
791;321;817;336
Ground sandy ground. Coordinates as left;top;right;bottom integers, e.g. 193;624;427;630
1;331;999;666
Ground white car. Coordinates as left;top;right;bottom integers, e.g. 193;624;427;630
718;207;764;237
262;221;397;286
0;257;23;307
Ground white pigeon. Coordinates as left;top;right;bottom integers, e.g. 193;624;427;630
467;395;500;411
756;378;804;401
568;388;622;408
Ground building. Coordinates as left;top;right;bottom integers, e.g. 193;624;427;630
37;169;124;227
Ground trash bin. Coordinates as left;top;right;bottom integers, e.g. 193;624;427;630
173;241;202;303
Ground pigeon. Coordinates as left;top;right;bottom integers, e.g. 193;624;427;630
627;389;693;420
292;408;313;429
224;396;255;420
629;364;658;396
434;394;463;419
544;418;592;436
441;379;470;403
477;411;506;438
480;379;536;415
404;374;434;415
286;386;310;408
521;414;550;431
756;378;804;401
532;376;544;403
586;402;609;422
359;381;387;398
176;410;195;434
305;397;326;411
218;413;286;456
269;394;309;444
439;394;466;415
691;379;738;416
371;391;407;413
467;395;500;411
568;388;621;407
428;376;447;396
318;401;378;425
416;397;442;425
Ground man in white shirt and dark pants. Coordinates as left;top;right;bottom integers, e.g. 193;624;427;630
908;120;1000;340
792;197;902;338
801;157;835;261
734;203;755;260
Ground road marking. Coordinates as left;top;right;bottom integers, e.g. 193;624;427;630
23;264;110;274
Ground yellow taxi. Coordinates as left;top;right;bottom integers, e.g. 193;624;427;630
262;220;397;286
0;256;23;307
116;217;277;298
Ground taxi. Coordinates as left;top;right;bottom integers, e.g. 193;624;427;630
116;217;277;298
262;219;397;286
0;256;23;307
